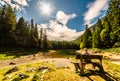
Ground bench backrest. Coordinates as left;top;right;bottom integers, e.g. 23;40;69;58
76;54;103;60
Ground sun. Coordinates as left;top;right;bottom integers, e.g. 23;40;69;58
39;1;54;16
41;3;51;15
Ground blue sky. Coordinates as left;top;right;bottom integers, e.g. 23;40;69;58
0;0;108;41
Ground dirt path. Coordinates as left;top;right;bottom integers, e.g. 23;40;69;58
102;52;120;64
0;54;72;69
1;51;120;69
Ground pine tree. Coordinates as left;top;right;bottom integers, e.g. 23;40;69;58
34;23;39;40
100;17;111;47
29;19;38;48
80;25;92;48
43;29;48;52
106;0;120;47
38;28;43;50
0;5;16;46
92;19;103;48
16;17;25;46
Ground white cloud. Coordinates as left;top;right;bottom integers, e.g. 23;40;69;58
0;1;6;5
0;0;29;11
84;0;108;26
13;0;28;6
56;11;77;25
38;11;84;41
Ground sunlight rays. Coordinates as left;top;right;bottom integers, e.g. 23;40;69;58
38;1;54;16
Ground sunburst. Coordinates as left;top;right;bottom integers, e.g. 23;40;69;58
39;1;54;16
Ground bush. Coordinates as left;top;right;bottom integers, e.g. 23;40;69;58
113;42;120;47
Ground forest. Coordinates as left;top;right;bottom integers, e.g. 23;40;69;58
0;0;120;51
0;5;79;51
79;0;120;49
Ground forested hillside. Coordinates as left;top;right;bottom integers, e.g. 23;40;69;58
0;5;79;50
79;0;120;49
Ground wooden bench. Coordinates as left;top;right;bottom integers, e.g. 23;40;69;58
75;54;103;74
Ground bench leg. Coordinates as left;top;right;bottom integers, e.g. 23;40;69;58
80;63;84;74
92;63;104;71
73;63;81;71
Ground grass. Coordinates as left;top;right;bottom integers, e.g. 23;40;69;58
103;60;120;80
0;47;41;60
0;48;120;80
0;62;55;81
90;47;120;53
102;47;120;53
0;61;82;81
0;54;15;60
0;59;120;81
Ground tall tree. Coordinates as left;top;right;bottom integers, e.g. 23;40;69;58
16;17;26;46
29;19;38;48
38;28;43;49
100;17;111;47
43;29;48;52
34;23;39;40
106;0;120;47
92;19;103;48
0;5;16;46
80;25;92;48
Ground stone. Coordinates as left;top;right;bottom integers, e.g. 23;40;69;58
27;68;36;72
18;73;29;79
38;66;52;73
9;62;16;65
5;66;18;74
3;76;11;80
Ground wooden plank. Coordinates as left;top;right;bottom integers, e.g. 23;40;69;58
76;54;103;59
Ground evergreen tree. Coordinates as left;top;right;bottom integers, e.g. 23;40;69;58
92;19;102;48
38;28;43;49
80;25;92;48
106;0;120;47
24;21;31;47
29;19;38;48
16;17;26;46
100;17;111;47
43;29;48;52
34;23;39;40
0;5;16;46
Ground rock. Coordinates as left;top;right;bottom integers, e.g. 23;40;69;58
109;54;112;56
38;66;51;71
67;57;72;61
43;61;49;63
40;76;44;81
3;76;11;80
32;74;39;81
32;54;36;60
98;50;101;53
18;73;29;79
27;68;36;72
42;69;49;74
5;66;18;74
38;66;52;73
116;53;119;55
9;62;16;65
52;59;56;62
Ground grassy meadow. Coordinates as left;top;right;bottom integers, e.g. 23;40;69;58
0;48;120;81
